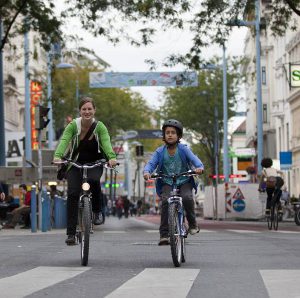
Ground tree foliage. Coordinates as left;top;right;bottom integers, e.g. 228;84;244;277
161;56;245;177
2;1;300;68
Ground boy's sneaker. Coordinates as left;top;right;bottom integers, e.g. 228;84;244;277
189;226;200;235
265;209;270;216
158;236;170;246
65;235;76;246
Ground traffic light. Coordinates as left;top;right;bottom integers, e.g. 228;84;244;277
135;145;144;156
35;105;50;130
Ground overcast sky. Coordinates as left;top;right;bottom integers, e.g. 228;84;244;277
57;3;248;109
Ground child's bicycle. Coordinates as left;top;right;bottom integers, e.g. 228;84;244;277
54;158;118;266
151;170;198;267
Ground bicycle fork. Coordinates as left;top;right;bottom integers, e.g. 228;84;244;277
168;196;185;237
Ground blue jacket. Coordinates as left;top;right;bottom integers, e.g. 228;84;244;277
144;143;204;196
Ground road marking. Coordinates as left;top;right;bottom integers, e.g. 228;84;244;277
0;266;90;298
260;270;300;298
200;229;216;233
227;229;261;234
145;230;158;233
102;231;126;233
273;230;300;234
105;268;199;298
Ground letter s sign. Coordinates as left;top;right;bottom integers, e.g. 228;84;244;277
291;65;300;87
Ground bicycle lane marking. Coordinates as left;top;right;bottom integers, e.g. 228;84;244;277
0;266;90;298
105;268;200;298
260;270;300;298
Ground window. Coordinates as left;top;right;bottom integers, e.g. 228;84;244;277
263;104;268;123
262;66;266;85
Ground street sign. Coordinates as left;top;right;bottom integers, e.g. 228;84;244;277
280;151;292;170
89;71;198;88
290;64;300;87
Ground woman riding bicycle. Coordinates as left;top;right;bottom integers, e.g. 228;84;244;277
53;97;117;245
143;119;204;245
258;157;284;216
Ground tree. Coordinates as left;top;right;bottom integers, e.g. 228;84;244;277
161;56;245;179
2;1;299;67
0;0;62;51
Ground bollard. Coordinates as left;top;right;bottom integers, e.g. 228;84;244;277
54;195;67;228
46;192;51;231
41;190;50;232
31;185;37;233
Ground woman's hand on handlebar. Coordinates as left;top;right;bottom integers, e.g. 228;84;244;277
108;159;117;167
52;158;63;165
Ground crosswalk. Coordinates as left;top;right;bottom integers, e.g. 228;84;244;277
2;266;300;297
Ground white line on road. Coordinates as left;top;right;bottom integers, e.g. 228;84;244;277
145;230;158;233
272;230;300;234
102;231;126;233
260;270;300;298
105;268;200;298
0;266;90;298
227;229;261;234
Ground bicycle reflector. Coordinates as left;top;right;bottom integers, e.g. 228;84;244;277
82;182;90;191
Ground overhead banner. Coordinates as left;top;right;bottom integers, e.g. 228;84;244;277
290;64;300;87
89;72;198;88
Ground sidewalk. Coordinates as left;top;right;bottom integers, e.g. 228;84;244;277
135;214;300;231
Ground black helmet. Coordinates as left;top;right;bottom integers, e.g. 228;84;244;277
261;157;273;168
162;119;183;136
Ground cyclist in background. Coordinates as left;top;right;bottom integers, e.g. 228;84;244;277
53;97;117;245
143;119;204;245
259;157;284;216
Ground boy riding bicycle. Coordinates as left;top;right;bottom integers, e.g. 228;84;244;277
143;119;204;245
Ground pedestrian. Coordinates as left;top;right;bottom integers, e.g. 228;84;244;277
0;183;5;201
53;97;117;245
115;196;124;219
143;119;204;245
3;184;31;229
123;196;130;218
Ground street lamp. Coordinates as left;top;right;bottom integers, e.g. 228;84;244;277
201;56;229;183
55;61;79;105
226;0;263;175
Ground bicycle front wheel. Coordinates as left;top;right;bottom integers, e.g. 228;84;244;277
80;196;92;266
168;203;183;267
273;205;279;230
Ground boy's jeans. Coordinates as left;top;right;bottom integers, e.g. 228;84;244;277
160;182;197;237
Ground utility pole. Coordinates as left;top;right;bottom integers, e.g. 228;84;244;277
0;18;5;166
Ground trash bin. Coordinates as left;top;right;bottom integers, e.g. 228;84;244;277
54;196;67;228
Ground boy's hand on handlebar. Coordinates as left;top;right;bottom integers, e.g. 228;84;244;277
194;168;204;175
143;173;151;180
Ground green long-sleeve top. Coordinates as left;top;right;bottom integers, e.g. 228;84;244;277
54;118;116;161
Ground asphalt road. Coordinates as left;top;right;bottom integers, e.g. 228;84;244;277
1;216;300;298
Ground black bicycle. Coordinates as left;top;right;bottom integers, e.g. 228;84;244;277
265;191;281;231
54;158;117;266
151;170;198;267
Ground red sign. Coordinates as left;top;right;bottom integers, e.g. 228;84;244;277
30;81;42;149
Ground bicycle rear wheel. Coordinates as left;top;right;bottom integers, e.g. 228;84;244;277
168;203;183;267
267;212;272;230
80;196;92;266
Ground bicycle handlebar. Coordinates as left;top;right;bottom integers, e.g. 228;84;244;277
52;158;119;171
150;170;198;180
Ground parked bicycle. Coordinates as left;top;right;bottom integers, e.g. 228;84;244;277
53;158;118;266
151;170;198;267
